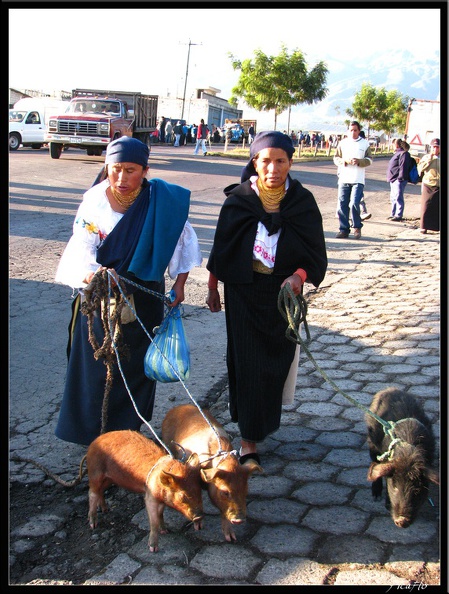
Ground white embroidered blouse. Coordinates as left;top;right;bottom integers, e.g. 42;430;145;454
55;179;202;289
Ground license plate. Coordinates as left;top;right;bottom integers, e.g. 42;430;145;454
72;137;82;143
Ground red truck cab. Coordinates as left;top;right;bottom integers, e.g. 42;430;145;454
46;89;158;159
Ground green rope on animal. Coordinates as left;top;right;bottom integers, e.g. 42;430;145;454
277;283;396;439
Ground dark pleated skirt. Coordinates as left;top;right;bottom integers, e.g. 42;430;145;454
55;280;164;446
420;184;440;231
224;273;297;442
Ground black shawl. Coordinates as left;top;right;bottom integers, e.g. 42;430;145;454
207;176;327;288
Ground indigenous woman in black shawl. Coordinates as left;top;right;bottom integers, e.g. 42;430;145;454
206;131;327;465
55;137;201;445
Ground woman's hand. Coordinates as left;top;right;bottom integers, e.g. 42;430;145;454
84;266;118;286
281;273;303;296
206;288;222;312
169;273;188;307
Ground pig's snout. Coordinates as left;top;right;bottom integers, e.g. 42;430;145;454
393;515;411;528
224;506;246;523
230;517;245;525
193;515;203;531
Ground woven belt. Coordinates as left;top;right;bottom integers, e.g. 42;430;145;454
252;260;273;275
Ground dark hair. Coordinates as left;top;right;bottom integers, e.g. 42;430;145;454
349;121;361;130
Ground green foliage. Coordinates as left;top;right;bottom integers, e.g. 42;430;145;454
346;83;409;137
229;46;328;129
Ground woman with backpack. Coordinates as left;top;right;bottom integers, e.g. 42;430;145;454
386;138;413;222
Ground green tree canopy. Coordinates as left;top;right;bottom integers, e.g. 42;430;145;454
229;46;328;130
346;83;409;138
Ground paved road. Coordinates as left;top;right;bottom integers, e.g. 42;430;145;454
9;145;442;586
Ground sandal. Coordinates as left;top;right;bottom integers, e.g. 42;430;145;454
239;452;261;465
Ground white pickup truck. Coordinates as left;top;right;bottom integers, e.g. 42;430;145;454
9;98;69;151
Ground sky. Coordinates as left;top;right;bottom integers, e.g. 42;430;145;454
8;6;442;130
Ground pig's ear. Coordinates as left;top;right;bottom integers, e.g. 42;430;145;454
367;461;395;481
160;470;180;488
171;441;187;462
425;467;440;485
200;467;218;483
186;452;200;467
241;459;264;474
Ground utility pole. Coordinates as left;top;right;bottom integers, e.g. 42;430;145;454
181;40;201;121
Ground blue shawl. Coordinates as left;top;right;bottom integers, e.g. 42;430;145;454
96;178;190;282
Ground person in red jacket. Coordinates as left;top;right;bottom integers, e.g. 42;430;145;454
194;118;209;156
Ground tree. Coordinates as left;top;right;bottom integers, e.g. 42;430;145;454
381;90;409;137
229;46;328;130
346;83;409;139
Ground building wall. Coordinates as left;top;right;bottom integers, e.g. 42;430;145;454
157;92;242;128
9;88;30;107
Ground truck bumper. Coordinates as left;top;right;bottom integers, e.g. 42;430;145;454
45;134;111;147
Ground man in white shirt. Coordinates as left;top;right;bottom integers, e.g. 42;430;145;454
333;121;373;239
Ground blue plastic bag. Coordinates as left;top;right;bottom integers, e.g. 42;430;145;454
144;304;190;382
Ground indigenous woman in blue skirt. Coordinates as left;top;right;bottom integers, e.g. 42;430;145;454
206;131;327;465
55;137;202;445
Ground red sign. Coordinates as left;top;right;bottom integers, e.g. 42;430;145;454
409;134;422;145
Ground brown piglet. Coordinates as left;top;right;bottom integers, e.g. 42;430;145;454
86;430;203;552
161;404;263;542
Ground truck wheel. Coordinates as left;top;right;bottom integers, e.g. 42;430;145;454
31;144;43;150
135;132;149;146
86;148;95;156
50;143;63;159
9;133;21;151
94;147;103;156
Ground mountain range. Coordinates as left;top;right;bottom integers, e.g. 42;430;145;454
242;49;441;133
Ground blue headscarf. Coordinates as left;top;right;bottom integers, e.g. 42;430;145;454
105;136;149;168
241;131;294;182
91;136;150;187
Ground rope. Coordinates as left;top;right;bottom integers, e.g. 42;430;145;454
277;283;406;451
10;454;87;487
145;455;171;486
102;270;225;455
81;270;131;435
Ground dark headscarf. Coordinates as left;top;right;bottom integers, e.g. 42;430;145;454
105;136;149;167
91;137;150;187
241;131;295;182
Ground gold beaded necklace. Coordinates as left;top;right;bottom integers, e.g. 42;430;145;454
257;179;286;211
109;184;142;210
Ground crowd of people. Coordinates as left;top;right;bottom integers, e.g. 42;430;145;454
330;122;440;241
152;117;231;146
285;130;340;148
53;126;439;463
153;121;342;150
152;117;259;146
